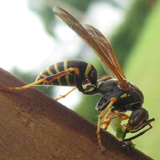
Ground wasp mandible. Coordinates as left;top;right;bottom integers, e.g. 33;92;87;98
0;6;155;150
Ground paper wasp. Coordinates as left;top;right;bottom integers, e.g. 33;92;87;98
0;6;155;150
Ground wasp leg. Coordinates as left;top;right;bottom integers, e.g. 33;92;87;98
121;113;130;120
55;86;77;101
103;110;121;130
0;78;46;91
103;112;129;132
0;67;80;91
101;117;111;131
96;97;117;150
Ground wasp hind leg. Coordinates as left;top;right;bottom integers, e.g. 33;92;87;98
0;67;80;91
0;78;46;91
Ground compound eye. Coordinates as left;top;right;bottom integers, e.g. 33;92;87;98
125;108;149;132
131;108;149;126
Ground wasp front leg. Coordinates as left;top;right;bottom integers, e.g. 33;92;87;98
110;112;129;141
102;110;129;141
103;110;121;130
96;97;117;150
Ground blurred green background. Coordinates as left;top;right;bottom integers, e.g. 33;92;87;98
0;0;159;159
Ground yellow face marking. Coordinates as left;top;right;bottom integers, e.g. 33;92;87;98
85;63;92;78
120;93;127;98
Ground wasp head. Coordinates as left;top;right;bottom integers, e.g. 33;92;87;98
125;107;149;133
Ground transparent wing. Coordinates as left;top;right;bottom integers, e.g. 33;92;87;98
53;6;129;89
83;24;126;78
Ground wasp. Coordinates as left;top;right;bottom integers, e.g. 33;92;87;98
0;6;155;150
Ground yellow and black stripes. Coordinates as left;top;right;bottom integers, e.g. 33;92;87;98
36;60;98;90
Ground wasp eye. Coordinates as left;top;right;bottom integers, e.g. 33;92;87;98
125;108;149;132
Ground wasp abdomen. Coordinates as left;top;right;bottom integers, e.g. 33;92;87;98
36;60;98;86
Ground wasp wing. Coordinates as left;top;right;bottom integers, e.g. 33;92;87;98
83;24;126;78
53;6;129;89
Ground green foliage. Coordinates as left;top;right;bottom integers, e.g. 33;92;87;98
27;0;94;37
28;0;56;36
123;2;160;159
60;0;93;11
75;95;100;123
110;0;156;67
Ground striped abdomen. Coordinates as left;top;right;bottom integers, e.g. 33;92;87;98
36;60;98;86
